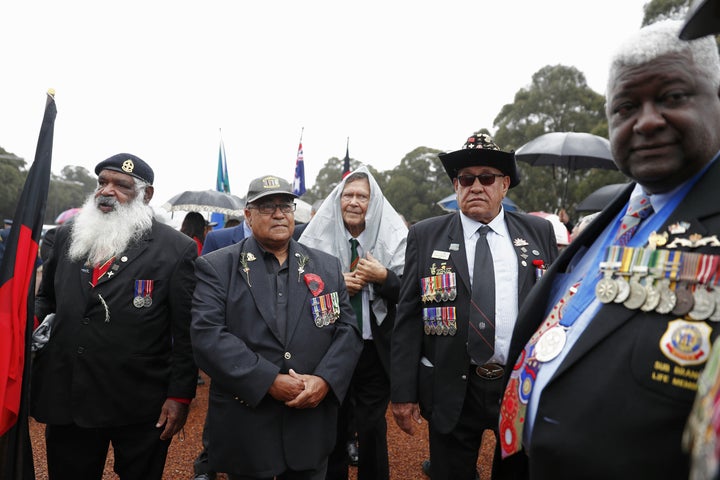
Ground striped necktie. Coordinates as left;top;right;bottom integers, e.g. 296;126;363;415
467;226;495;365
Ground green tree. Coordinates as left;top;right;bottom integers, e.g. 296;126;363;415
0;150;27;220
383;147;453;224
642;0;690;25
492;64;626;219
46;166;96;224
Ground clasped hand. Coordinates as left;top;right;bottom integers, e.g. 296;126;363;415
344;252;387;296
268;369;329;409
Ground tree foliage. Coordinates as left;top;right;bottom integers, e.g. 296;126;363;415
0;149;96;224
383;147;453;225
642;0;690;25
492;64;626;219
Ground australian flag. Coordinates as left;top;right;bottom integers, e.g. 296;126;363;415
292;140;306;196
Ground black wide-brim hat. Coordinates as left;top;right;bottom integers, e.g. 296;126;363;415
439;133;520;188
680;0;720;39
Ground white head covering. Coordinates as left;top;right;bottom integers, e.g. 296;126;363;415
299;165;408;324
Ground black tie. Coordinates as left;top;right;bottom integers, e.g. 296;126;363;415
467;226;495;364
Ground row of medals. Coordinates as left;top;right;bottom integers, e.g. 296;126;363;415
421;273;458;336
594;246;720;320
311;292;340;327
534;246;720;364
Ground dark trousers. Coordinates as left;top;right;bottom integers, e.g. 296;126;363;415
326;340;390;480
428;365;503;480
193;412;213;475
45;421;170;480
228;459;328;480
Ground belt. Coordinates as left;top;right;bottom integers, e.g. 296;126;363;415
475;363;505;380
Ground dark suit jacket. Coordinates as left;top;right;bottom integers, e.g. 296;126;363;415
202;222;247;254
391;210;558;434
191;237;363;477
31;219;198;427
502;161;720;480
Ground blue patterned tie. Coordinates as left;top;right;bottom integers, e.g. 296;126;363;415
614;193;653;246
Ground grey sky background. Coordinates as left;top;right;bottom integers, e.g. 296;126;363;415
1;1;647;213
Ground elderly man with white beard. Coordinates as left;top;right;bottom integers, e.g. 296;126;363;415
31;153;199;480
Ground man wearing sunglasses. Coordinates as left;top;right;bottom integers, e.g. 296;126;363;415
190;175;363;480
391;133;558;480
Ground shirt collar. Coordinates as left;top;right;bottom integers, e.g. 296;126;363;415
459;207;506;241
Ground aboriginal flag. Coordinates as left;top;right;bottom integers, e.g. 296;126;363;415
0;91;56;478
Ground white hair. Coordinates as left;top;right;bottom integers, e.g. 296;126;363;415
68;177;153;265
607;19;720;97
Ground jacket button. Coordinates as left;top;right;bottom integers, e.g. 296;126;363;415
77;346;85;354
284;352;291;360
461;374;467;381
82;318;89;325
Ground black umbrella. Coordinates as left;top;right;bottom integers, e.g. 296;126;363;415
575;183;629;213
680;0;720;40
161;190;245;216
515;131;618;205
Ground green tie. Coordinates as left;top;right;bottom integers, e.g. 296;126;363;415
350;238;363;331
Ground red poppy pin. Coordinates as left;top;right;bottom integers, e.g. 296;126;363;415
304;273;324;297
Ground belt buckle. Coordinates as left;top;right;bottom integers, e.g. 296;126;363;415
475;363;504;380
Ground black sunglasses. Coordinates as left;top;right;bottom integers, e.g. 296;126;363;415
457;173;506;187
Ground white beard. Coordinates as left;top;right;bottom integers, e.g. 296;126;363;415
68;192;154;265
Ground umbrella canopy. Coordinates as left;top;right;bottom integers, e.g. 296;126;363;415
55;207;82;224
575;183;629;213
515;132;616;170
162;190;245;216
437;193;519;213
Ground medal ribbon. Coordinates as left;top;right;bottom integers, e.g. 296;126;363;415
500;283;580;458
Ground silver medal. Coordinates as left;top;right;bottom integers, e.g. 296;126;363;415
535;326;567;363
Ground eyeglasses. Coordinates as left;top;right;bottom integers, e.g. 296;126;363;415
457;173;506;187
341;192;370;204
249;202;297;215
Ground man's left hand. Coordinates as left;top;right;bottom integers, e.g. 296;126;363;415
284;369;330;409
156;398;190;440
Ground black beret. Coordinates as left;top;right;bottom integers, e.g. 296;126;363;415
95;153;154;185
439;133;520;188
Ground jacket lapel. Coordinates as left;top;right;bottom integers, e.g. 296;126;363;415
93;225;154;288
242;237;284;343
285;241;311;343
448;214;471;295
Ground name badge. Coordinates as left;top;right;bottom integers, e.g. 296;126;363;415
432;250;450;260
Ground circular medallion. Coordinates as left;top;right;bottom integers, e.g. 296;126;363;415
535;326;567;363
623;280;647;310
441;290;449;302
672;283;695;316
133;296;145;308
595;277;618;304
315;316;323;327
449;290;457;301
448;323;457;336
614;277;631;303
424;323;432;335
688;287;715;321
143;296;153;308
641;283;661;312
441;324;449;336
656;284;677;314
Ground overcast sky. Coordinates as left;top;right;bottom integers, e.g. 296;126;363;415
1;0;651;212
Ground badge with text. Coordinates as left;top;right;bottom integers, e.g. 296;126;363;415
659;319;712;366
